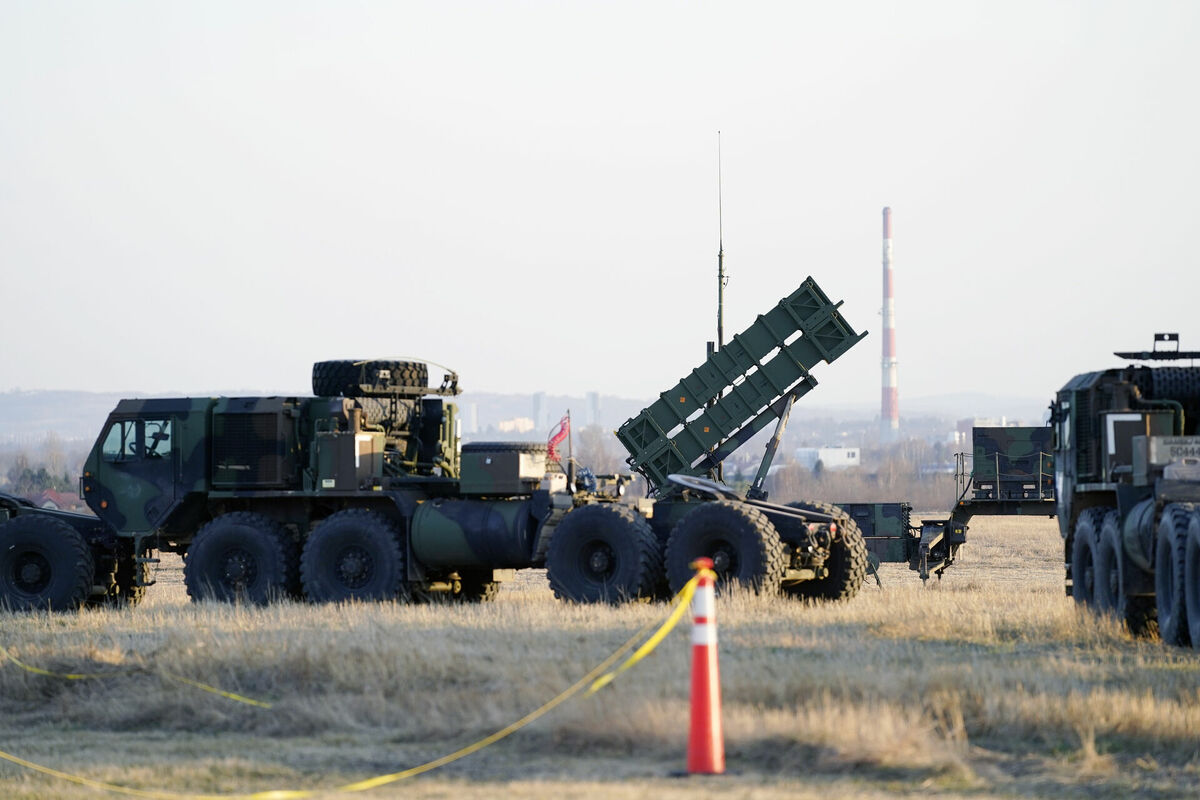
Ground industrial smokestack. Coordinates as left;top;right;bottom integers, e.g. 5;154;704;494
881;207;899;440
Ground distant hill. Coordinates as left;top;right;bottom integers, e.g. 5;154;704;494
0;390;130;442
0;388;299;443
796;392;1050;426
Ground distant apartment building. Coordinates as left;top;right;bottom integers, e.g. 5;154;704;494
531;392;548;431
586;391;601;427
794;446;860;472
497;417;535;434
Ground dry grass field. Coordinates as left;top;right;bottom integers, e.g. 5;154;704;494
2;515;1199;799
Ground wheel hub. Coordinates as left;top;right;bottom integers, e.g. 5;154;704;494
336;546;373;589
589;550;611;573
581;541;616;580
220;549;256;589
13;552;51;594
708;541;737;576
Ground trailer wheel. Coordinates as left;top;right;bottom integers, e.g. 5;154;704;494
185;513;294;604
781;501;868;602
1184;510;1200;650
1155;504;1193;646
1070;508;1107;608
664;500;784;595
312;360;428;397
301;510;409;603
547;504;660;603
0;516;94;612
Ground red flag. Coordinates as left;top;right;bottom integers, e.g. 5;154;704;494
547;414;570;461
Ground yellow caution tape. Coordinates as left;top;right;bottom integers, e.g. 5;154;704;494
157;671;273;710
0;576;701;798
0;643;273;709
587;576;698;695
0;643;135;680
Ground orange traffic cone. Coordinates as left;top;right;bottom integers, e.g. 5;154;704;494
687;557;724;774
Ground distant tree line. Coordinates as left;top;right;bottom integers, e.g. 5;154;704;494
0;432;88;499
767;439;961;512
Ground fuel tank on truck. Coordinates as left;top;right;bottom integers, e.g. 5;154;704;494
1122;497;1157;572
410;499;536;568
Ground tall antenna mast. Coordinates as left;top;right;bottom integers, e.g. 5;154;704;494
717;131;726;350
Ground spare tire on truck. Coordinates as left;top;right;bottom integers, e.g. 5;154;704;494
312;360;429;397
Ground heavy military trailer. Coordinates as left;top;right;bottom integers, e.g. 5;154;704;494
841;427;1056;582
1053;333;1200;647
0;276;873;611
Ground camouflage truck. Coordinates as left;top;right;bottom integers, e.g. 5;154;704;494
1052;333;1200;646
0;276;871;610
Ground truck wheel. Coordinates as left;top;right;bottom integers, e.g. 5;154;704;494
1070;508;1107;608
301;510;409;603
185;513;294;604
1155;504;1193;646
1094;510;1157;636
0;516;94;611
312;360;428;397
665;500;784;595
781;501;868;602
1093;511;1124;616
1184;510;1200;650
547;504;660;603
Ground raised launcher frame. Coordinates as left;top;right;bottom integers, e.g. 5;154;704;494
615;276;866;494
857;427;1057;581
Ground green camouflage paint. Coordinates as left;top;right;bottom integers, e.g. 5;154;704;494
834;502;916;562
971;427;1054;501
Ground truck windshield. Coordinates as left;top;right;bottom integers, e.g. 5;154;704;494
101;419;172;461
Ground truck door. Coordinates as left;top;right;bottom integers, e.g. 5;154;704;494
84;416;179;534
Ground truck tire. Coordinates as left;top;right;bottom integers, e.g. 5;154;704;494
1094;510;1156;636
0;516;94;612
184;513;295;604
781;501;868;602
312;360;428;397
1185;510;1200;650
1093;511;1124;616
1152;367;1200;401
665;500;784;595
1155;504;1192;646
461;442;549;454
1070;508;1107;608
301;510;409;603
547;504;660;603
356;397;416;428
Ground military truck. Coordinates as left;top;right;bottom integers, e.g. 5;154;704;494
1052;333;1200;645
0;276;870;611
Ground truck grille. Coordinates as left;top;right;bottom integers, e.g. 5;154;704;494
212;412;284;487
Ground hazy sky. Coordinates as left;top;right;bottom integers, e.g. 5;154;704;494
2;1;1196;411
